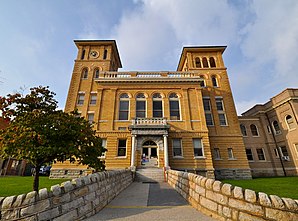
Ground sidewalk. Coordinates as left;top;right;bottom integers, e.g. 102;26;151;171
84;182;216;221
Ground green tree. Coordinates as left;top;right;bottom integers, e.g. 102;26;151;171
0;86;105;191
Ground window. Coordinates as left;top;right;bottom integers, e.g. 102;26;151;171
286;115;295;130
209;57;216;67
240;124;247;136
94;69;100;78
87;113;94;124
117;139;127;157
153;93;163;117
202;57;208;68
267;125;271;134
211;76;218;87
195;57;202;68
136;93;146;118
77;93;85;105
274;148;279;157
256;148;265;161
295;144;298;154
272;121;281;135
193;139;204;157
279;146;289;157
119;93;129;120
103;49;108;59
216;97;227;126
89;93;97;105
203;97;214;126
228;148;234;159
172;139;182;157
200;75;206;87
169;93;180;120
82;68;88;79
101;139;107;158
81;49;85;60
214;148;221;159
246;149;254;161
250;124;259;136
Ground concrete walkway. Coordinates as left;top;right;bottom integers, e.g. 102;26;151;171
84;182;216;221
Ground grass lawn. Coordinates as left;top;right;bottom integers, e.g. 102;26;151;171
0;176;70;197
222;176;298;200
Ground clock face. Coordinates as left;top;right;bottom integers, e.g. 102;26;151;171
90;50;99;58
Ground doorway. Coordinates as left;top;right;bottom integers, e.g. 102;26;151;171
142;140;158;167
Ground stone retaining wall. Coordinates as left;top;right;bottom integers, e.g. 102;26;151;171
0;170;133;221
167;169;298;221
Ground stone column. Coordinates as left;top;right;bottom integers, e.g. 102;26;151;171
131;135;136;168
163;135;169;168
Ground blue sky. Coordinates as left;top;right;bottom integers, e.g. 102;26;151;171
0;0;298;114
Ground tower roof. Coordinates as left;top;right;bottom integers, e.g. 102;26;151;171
74;40;122;68
177;46;226;71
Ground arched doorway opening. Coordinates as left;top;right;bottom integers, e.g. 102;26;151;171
142;140;158;167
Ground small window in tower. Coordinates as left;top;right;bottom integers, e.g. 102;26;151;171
211;76;218;87
103;49;108;59
195;57;202;68
94;69;100;78
82;69;88;79
285;115;295;130
200;75;206;87
202;57;208;68
81;49;85;60
209;57;216;67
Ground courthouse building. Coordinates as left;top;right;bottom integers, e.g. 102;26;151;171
51;40;252;180
239;88;298;177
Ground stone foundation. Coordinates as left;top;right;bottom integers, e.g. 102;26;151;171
214;168;252;180
0;170;133;220
167;169;298;221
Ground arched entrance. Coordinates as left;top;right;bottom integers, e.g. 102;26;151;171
142;140;158;167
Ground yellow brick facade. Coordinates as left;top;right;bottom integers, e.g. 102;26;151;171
51;40;251;179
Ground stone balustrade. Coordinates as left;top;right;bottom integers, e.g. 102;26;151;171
0;170;133;221
100;71;199;78
167;169;298;221
132;117;167;126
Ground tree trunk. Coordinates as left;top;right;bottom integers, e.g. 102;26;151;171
33;165;40;192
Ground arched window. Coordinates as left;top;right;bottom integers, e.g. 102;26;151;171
103;49;108;59
200;75;206;87
169;93;180;120
272;120;281;135
195;57;202;68
94;69;99;78
136;93;146;118
240;124;247;136
119;93;129;120
250;124;259;136
81;49;85;60
82;68;88;79
211;75;218;87
202;57;208;68
152;93;163;117
209;57;216;67
285;115;295;130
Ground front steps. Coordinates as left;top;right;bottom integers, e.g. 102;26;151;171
135;168;165;183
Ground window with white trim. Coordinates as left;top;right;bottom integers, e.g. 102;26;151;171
169;93;180;120
195;57;202;68
136;93;146;118
101;139;107;158
214;148;221;160
279;146;289;157
272;120;281;135
87;113;94;124
250;124;259;136
211;75;218;87
203;97;214;126
216;97;227;126
89;93;97;105
246;148;254;161
153;93;163;117
193;139;204;157
200;75;206;87
119;93;129;120
172;139;183;157
77;93;85;105
228;148;234;159
285;115;295;130
256;148;265;161
117;139;127;157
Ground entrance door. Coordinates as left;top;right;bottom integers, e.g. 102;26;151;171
142;140;158;167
